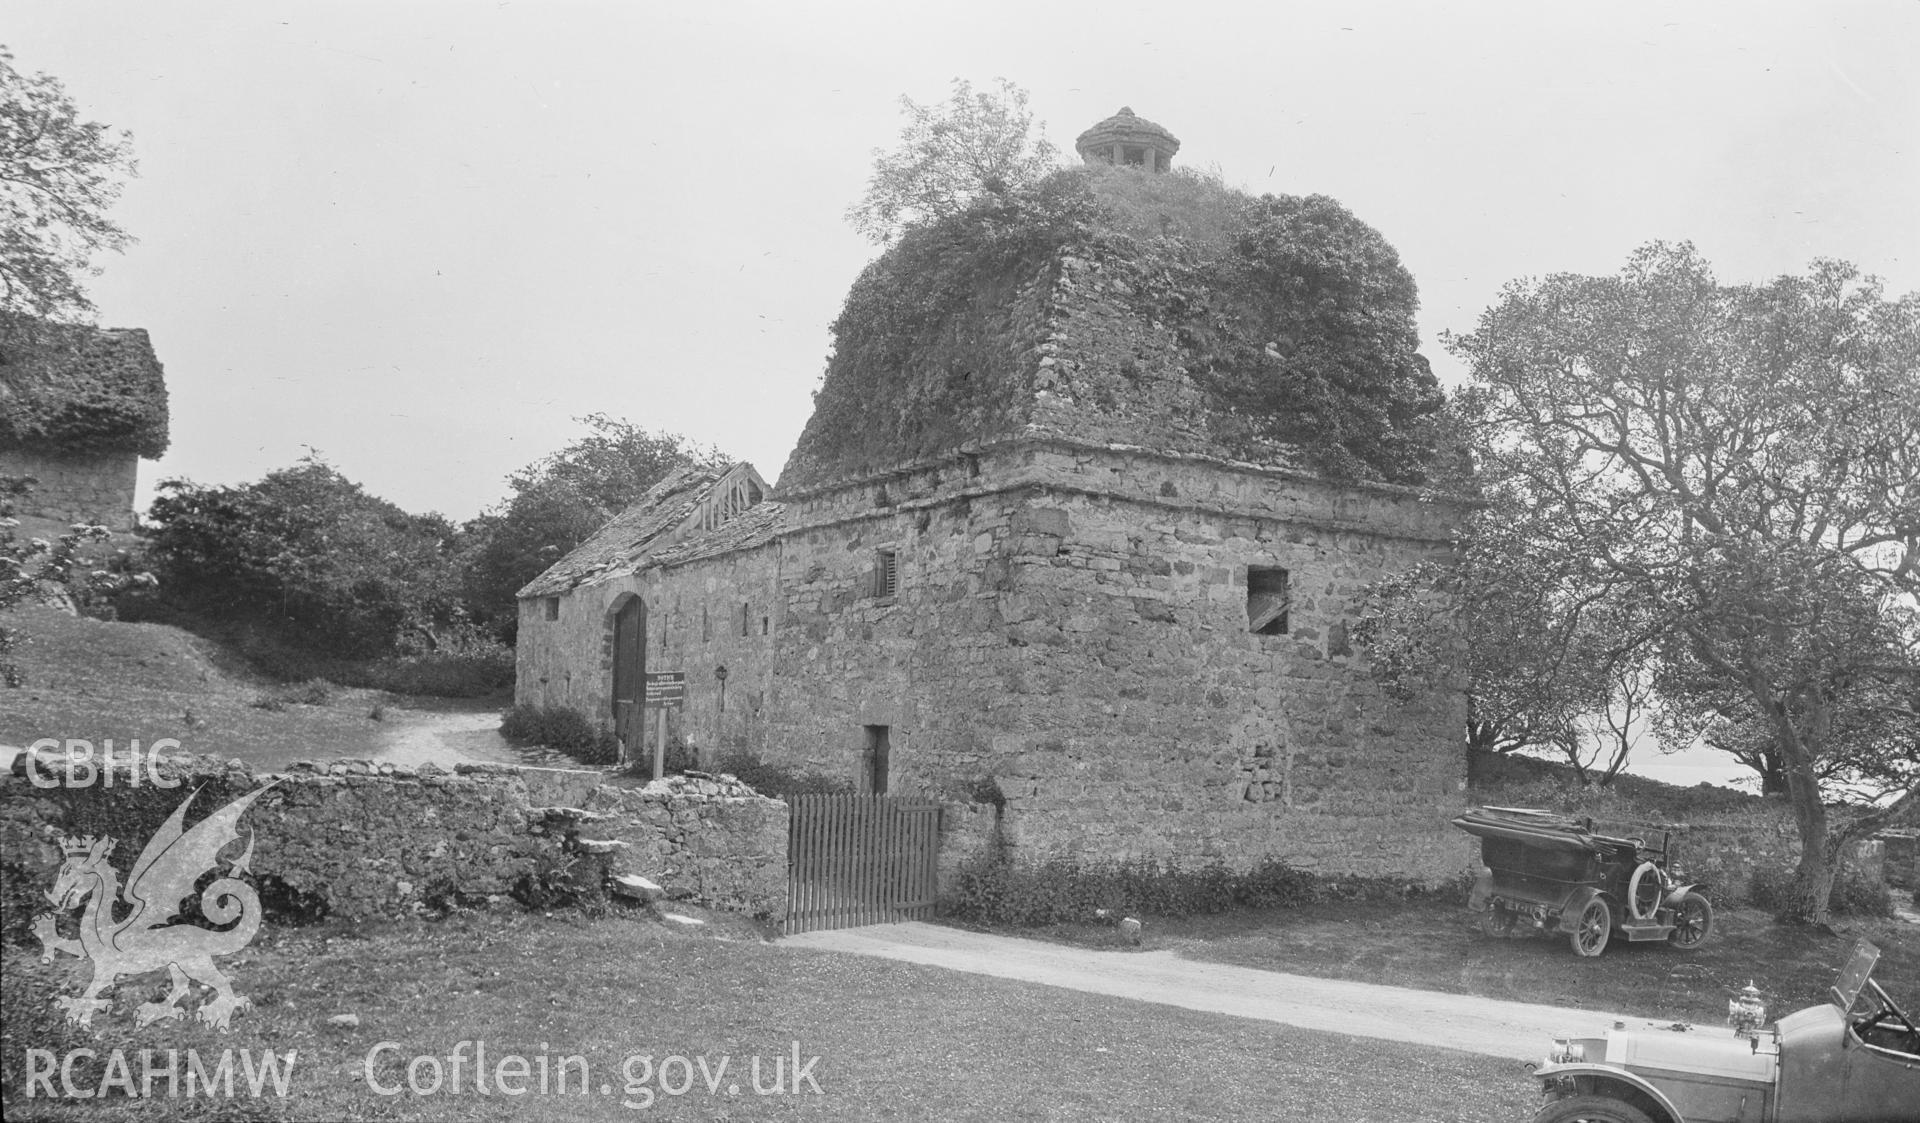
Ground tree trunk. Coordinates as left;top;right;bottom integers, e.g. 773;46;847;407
1782;760;1835;925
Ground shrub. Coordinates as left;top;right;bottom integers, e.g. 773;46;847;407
248;678;336;711
499;703;619;766
942;854;1322;926
143;458;466;661
343;649;514;698
711;749;854;799
1747;866;1893;918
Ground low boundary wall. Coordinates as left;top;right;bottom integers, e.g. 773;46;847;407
0;755;788;929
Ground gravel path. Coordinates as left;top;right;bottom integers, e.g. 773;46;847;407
783;921;1656;1061
368;706;527;770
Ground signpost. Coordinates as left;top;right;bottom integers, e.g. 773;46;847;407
644;673;686;780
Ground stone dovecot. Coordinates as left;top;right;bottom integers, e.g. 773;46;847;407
516;109;1473;885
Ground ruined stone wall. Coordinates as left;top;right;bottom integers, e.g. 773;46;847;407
0;448;139;531
0;757;788;924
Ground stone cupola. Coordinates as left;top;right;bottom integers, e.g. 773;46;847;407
1075;106;1180;172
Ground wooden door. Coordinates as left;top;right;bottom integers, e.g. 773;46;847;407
612;597;646;758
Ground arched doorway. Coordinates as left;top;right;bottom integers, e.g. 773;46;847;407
610;595;646;758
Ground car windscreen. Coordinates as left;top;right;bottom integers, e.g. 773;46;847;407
1830;939;1881;1010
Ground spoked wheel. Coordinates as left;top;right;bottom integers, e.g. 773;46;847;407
1569;897;1612;957
1667;891;1713;950
1532;1094;1656;1123
1481;905;1519;939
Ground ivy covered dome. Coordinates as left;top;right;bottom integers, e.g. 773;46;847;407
781;112;1447;491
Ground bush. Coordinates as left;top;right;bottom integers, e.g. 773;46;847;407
143;458;466;661
1747;866;1893;918
248;678;337;711
341;650;514;698
499;703;619;766
942;855;1322;926
711;749;854;799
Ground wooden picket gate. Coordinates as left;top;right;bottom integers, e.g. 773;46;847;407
784;793;941;935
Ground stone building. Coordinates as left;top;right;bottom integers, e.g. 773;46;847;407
516;112;1473;883
0;323;170;531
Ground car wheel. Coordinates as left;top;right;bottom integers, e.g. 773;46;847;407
1481;905;1519;939
1531;1093;1657;1123
1667;891;1712;950
1569;897;1611;957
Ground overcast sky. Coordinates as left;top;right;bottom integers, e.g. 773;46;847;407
10;2;1916;519
9;2;1915;787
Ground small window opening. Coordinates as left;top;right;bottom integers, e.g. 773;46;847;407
543;597;559;621
874;548;899;599
761;616;769;635
740;602;750;637
1248;566;1290;635
863;725;891;794
702;605;710;642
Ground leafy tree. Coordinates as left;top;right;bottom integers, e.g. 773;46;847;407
846;78;1059;244
1440;242;1920;924
0;46;137;326
144;457;464;659
1353;483;1668;786
461;416;720;637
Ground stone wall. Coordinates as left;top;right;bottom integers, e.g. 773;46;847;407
518;436;1473;885
1;756;788;925
0;448;139;531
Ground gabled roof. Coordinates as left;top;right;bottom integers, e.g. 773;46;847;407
517;462;780;599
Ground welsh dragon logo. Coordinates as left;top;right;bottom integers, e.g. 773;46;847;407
33;784;275;1031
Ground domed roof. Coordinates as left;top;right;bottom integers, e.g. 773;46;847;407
1074;106;1180;166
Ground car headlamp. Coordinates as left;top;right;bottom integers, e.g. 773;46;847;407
1549;1039;1586;1064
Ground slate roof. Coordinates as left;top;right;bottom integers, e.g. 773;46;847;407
517;463;782;599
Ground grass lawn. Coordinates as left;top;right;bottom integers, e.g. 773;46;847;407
983;897;1920;1028
3;607;506;771
1;907;1538;1122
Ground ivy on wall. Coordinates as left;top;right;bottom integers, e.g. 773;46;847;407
785;166;1447;489
0;322;169;458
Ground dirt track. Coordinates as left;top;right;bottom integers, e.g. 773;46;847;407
783;921;1659;1061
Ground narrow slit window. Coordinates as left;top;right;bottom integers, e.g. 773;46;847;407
740;602;750;637
1248;566;1290;635
543;597;559;621
874;548;899;599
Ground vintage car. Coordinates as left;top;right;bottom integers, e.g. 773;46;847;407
1529;939;1920;1122
1456;806;1712;956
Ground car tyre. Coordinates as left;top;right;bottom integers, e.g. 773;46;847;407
1569;897;1611;957
1531;1094;1656;1123
1667;891;1712;950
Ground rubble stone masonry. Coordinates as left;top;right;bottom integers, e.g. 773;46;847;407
0;448;140;531
517;436;1475;884
1;756;788;923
